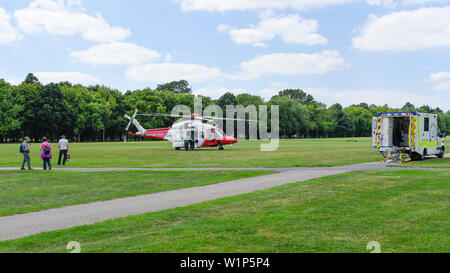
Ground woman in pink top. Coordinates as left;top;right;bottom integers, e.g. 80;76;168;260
40;137;52;171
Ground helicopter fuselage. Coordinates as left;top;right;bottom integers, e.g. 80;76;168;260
128;119;238;150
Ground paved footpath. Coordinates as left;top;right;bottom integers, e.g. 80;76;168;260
0;157;449;241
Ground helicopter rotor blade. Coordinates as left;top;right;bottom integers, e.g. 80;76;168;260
136;112;257;122
199;115;258;122
137;113;191;119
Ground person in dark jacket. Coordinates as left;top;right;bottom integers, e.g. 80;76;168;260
20;137;33;170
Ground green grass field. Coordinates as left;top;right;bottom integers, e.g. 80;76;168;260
1;138;383;168
400;158;450;168
0;170;271;216
1;170;448;253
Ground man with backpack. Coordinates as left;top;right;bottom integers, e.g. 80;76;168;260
20;137;33;170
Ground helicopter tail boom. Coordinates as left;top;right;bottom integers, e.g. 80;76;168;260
143;128;170;140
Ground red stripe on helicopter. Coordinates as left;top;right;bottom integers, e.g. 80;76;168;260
144;128;170;140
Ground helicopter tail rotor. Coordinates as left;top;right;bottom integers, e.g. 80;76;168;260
125;110;138;132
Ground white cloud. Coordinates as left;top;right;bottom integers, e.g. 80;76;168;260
402;0;447;5
306;87;450;109
14;0;130;42
0;7;22;44
259;88;282;100
34;71;100;85
253;42;269;48
366;0;397;8
257;82;289;99
70;42;161;65
221;14;327;47
176;0;357;12
217;24;230;32
227;27;274;47
430;71;450;82
126;63;224;83
6;76;23;86
367;0;447;6
352;6;450;51
430;72;450;91
239;50;348;76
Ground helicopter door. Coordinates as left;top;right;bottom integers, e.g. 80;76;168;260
206;129;214;141
193;129;199;143
184;129;191;141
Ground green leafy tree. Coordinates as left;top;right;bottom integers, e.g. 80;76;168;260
402;102;416;111
156;80;192;94
270;96;310;138
35;83;72;140
275;89;316;105
329;103;347;137
24;73;39;85
343;106;373;137
61;85;111;141
216;92;237;110
0;84;24;141
236;94;264;107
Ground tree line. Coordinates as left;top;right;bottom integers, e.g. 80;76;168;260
0;73;449;143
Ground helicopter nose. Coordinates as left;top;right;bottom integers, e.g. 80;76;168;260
220;136;238;144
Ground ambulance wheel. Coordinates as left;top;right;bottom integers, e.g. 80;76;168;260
421;150;426;161
438;147;445;158
411;152;421;161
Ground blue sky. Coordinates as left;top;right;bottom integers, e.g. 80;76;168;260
0;0;449;110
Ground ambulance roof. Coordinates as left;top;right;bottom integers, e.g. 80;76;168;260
377;111;436;117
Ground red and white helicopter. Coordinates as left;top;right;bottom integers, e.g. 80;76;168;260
125;110;248;151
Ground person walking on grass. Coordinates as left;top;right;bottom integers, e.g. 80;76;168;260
40;137;52;171
58;135;69;166
20;137;33;170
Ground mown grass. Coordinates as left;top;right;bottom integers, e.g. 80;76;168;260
0;170;271;216
1;170;448;253
401;158;450;168
1;138;382;168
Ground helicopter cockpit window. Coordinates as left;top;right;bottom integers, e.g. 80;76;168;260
214;129;225;138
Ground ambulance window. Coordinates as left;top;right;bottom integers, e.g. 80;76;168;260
424;118;430;132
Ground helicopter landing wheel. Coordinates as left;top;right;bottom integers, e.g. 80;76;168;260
219;145;224;151
175;147;181;151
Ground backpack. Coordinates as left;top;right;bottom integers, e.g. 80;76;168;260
44;146;51;155
20;144;24;154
